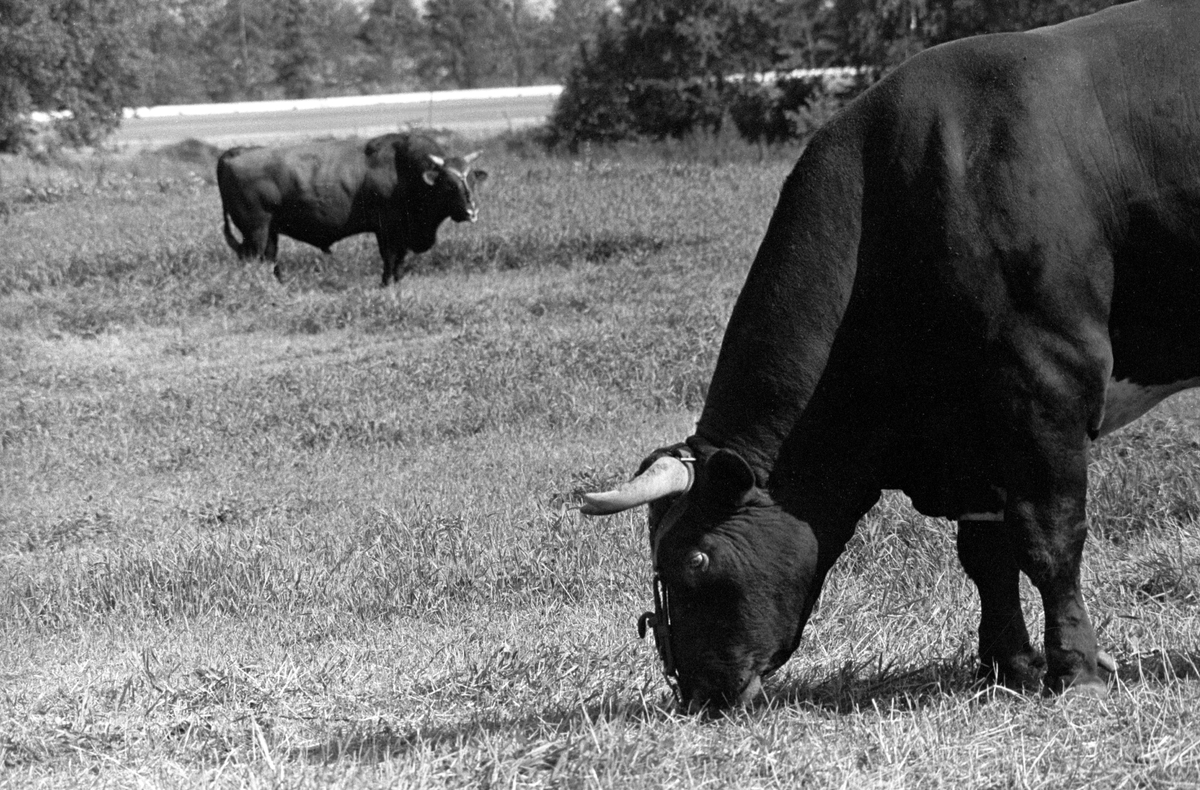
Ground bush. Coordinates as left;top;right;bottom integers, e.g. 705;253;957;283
545;1;862;150
628;79;727;140
546;20;637;150
727;74;863;144
0;0;139;153
728;77;816;144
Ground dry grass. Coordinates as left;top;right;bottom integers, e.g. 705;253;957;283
2;135;1200;788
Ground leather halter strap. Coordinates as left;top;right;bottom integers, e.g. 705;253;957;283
638;446;696;700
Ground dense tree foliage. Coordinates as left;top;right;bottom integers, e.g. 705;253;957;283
1;0;580;151
149;0;581;97
0;0;1127;152
0;0;142;150
358;0;430;92
549;0;1125;149
829;0;1117;70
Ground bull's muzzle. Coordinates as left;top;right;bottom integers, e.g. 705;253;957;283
683;673;765;715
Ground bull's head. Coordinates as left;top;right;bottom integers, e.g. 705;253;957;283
583;443;822;713
423;152;488;223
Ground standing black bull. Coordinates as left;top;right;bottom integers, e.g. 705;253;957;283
216;133;487;286
585;0;1200;711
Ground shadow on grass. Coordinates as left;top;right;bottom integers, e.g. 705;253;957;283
290;650;1200;766
767;657;983;715
289;689;675;765
1116;649;1200;684
289;660;979;766
775;648;1200;712
415;230;704;276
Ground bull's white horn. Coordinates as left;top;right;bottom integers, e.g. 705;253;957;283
463;151;481;164
580;455;692;516
428;154;445;167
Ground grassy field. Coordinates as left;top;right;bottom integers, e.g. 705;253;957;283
2;132;1200;789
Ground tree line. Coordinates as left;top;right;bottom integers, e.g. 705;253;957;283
549;0;1123;148
0;0;605;150
1;0;1122;153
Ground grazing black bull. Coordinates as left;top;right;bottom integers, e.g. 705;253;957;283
216;133;487;286
584;0;1200;710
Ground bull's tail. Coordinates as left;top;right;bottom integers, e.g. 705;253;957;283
216;149;246;256
222;207;243;254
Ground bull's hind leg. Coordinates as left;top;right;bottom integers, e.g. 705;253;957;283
243;223;270;260
956;520;1044;689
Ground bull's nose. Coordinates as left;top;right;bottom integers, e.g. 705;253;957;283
739;674;765;704
683;673;765;714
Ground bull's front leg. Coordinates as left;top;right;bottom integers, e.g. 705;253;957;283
267;229;281;281
377;232;406;287
956;520;1044;689
1007;439;1111;695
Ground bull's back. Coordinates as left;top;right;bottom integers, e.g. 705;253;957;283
1024;0;1200;405
277;143;374;232
820;0;1200;465
861;0;1200;333
874;0;1199;188
222;141;375;246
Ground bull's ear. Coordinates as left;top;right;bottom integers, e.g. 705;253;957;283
705;449;756;501
472;169;488;185
422;169;439;186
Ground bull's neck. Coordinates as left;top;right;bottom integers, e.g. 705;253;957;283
694;125;864;485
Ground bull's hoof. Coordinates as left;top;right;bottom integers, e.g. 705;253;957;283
978;651;1045;692
1043;650;1116;698
1052;677;1109;699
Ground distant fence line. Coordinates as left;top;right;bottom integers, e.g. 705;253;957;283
734;67;862;85
29;85;566;124
30;70;861;124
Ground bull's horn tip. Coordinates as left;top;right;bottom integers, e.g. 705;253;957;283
579;493;620;516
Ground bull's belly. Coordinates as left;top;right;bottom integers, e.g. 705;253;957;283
946;377;1200;523
1096;377;1200;438
276;222;351;250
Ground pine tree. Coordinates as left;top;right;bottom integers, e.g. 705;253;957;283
276;0;322;98
359;0;430;91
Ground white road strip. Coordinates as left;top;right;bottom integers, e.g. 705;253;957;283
120;85;564;120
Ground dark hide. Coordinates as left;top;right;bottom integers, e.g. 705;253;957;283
216;133;487;285
628;0;1200;708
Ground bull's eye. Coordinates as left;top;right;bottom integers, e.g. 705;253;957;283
688;551;710;572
